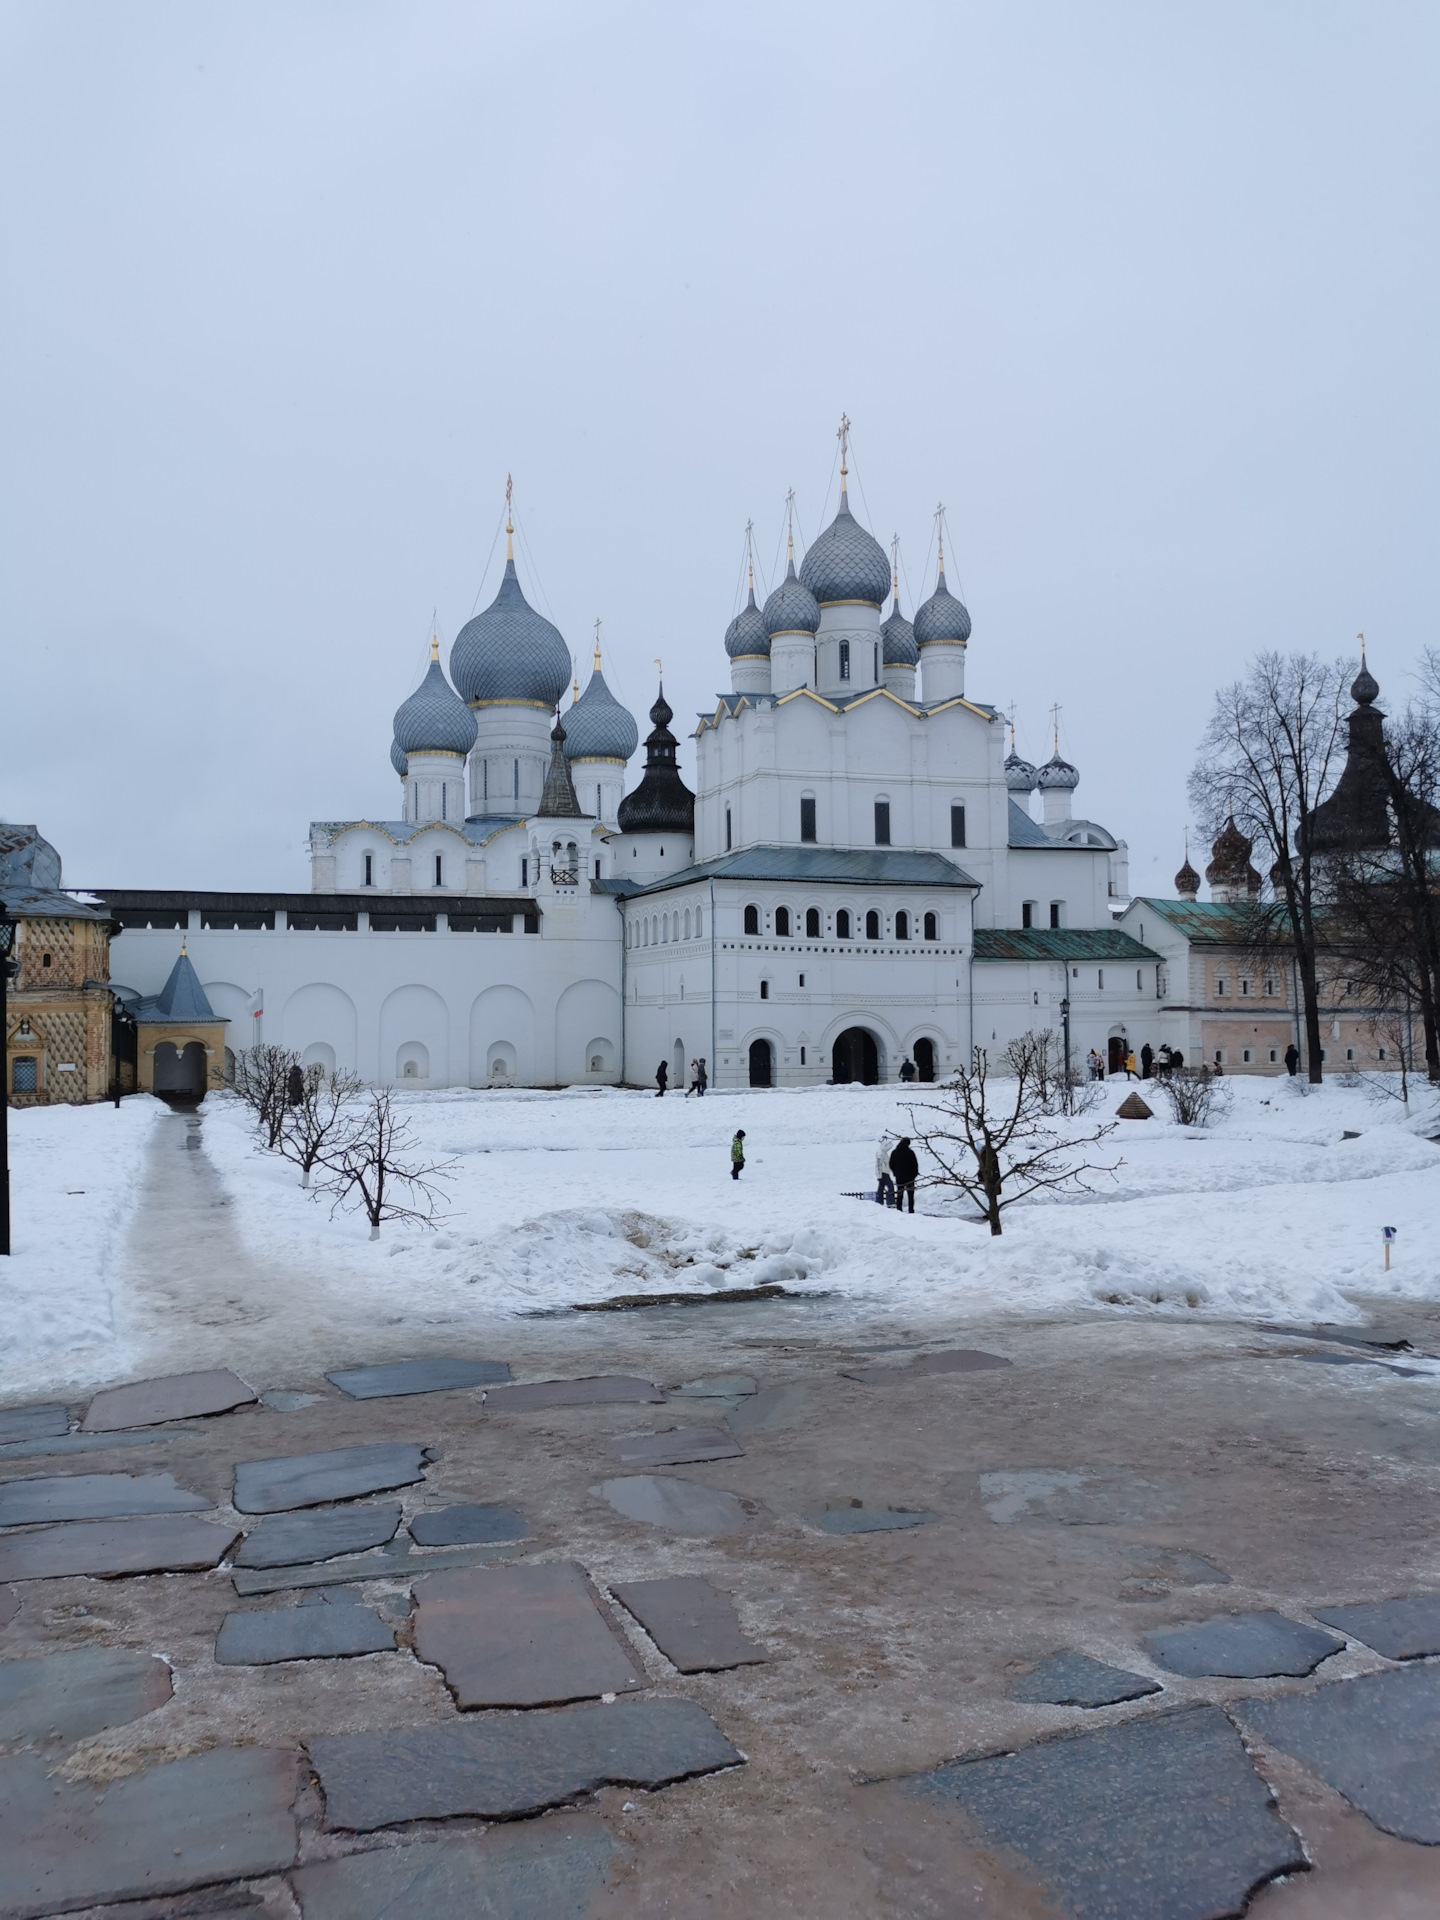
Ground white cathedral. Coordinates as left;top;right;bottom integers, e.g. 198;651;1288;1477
104;447;1160;1091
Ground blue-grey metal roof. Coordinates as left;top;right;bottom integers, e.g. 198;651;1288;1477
310;815;524;848
725;586;770;658
0;824;111;921
913;568;972;646
974;927;1160;962
392;657;479;756
1007;799;1051;847
606;844;980;897
881;598;918;665
132;950;226;1026
390;737;408;778
762;557;820;637
1038;751;1079;790
563;665;639;762
450;558;570;708
1004;751;1038;793
799;490;890;607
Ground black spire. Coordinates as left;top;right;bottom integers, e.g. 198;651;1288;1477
616;682;695;834
537;712;584;818
1303;655;1390;853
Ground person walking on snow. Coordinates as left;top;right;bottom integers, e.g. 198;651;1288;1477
697;1058;708;1095
875;1132;896;1206
730;1129;746;1180
1284;1042;1300;1076
1124;1048;1137;1080
655;1060;668;1097
685;1058;700;1097
889;1136;919;1214
898;1056;917;1084
1140;1043;1154;1080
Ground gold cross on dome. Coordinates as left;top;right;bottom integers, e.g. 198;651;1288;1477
837;413;850;475
593;617;602;670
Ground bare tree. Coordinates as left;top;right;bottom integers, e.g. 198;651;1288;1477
232;1044;298;1149
1003;1027;1100;1115
319;1088;452;1239
1189;653;1347;1083
278;1064;363;1187
908;1037;1119;1236
1159;1066;1231;1128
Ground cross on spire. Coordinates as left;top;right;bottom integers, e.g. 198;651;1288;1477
1358;630;1367;665
1050;702;1062;753
505;474;514;561
935;503;946;575
837;413;850;483
785;488;796;564
594;616;603;671
890;532;900;599
745;518;755;594
1007;702;1017;752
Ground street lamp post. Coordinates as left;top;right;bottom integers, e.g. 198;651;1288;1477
0;911;16;1256
1060;972;1073;1117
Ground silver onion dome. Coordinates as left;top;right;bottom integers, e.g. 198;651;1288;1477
563;664;639;763
913;568;972;646
1037;751;1079;791
725;584;770;659
799;489;891;606
450;557;570;708
762;555;820;637
1005;750;1039;793
881;594;918;666
392;654;479;756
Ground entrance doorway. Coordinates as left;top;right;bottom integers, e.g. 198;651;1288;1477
673;1039;686;1088
1108;1035;1126;1076
748;1038;773;1087
832;1027;880;1085
914;1037;936;1082
154;1039;206;1102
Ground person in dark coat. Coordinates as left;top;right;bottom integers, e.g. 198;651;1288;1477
889;1136;919;1214
1284;1042;1300;1076
655;1060;668;1097
898;1056;917;1084
1140;1043;1154;1080
286;1062;305;1106
730;1129;746;1180
697;1058;708;1095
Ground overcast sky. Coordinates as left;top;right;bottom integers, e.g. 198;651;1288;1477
3;2;1436;895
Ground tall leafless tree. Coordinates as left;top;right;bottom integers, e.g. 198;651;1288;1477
319;1088;452;1239
907;1036;1119;1236
1189;653;1347;1083
278;1063;363;1187
232;1043;298;1149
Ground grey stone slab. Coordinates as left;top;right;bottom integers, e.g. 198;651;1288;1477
1008;1651;1162;1709
0;1647;172;1747
215;1605;395;1664
325;1357;511;1399
1312;1594;1440;1660
595;1475;748;1536
673;1374;757;1399
232;1443;428;1514
232;1540;517;1596
0;1744;297;1918
842;1348;1013;1385
901;1704;1304;1919
0;1429;192;1461
483;1375;664;1410
1145;1610;1344;1679
81;1368;256;1432
409;1503;526;1547
289;1813;625;1920
725;1382;808;1435
0;1406;69;1446
233;1502;402;1568
311;1695;742;1831
0;1515;241;1583
413;1560;645;1708
0;1471;212;1529
611;1575;766;1672
297;1584;366;1606
1241;1664;1440;1843
606;1427;744;1468
806;1506;938;1534
979;1468;1179;1527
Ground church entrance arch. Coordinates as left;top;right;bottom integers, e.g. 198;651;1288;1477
1108;1030;1128;1076
914;1037;936;1082
832;1027;880;1086
748;1038;773;1087
153;1040;206;1101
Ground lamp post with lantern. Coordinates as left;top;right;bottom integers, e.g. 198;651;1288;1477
0;909;16;1255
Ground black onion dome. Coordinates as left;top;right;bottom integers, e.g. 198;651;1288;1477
762;555;820;637
1205;815;1253;885
563;666;639;763
1351;658;1379;706
799;491;891;606
392;656;479;755
881;593;918;666
913;568;972;646
616;684;695;835
725;585;770;659
450;558;570;707
1175;853;1201;895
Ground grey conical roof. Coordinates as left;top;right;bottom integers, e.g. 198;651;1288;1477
537;715;585;817
800;487;890;607
133;950;221;1025
390;736;409;778
880;592;918;666
725;584;770;659
393;657;478;755
762;555;820;637
914;568;972;646
450;558;570;707
563;664;639;762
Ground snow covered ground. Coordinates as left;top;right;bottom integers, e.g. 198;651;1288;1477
6;1072;1440;1401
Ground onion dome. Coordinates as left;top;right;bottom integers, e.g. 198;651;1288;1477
450;557;570;708
914;568;972;647
763;554;820;637
1037;751;1079;791
563;663;639;763
881;591;918;666
799;486;890;606
392;650;479;756
725;584;770;659
1005;750;1038;793
1175;851;1201;898
617;683;695;835
1205;815;1260;894
1351;656;1379;707
537;714;584;817
390;736;408;779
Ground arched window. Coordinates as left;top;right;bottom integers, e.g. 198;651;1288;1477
923;910;938;940
662;913;670;943
684;908;692;939
805;906;821;938
895;910;909;940
695;907;704;938
775;906;791;937
800;795;817;842
363;853;374;887
744;904;760;936
865;909;881;940
836;909;851;940
434;854;443;888
726;807;732;850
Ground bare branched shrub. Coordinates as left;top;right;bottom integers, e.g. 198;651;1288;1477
233;1044;298;1149
319;1088;452;1239
1160;1066;1231;1128
278;1064;363;1187
908;1036;1120;1236
1001;1028;1102;1116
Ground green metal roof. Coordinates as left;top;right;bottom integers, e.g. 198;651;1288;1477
1130;897;1285;944
974;927;1161;962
